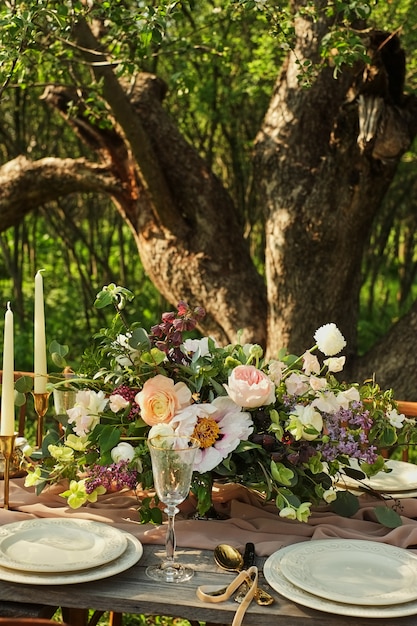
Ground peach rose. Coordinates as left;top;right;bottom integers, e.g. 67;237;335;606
224;364;275;408
135;374;192;426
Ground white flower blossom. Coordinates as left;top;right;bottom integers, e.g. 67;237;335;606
309;376;328;392
388;409;405;429
111;442;135;463
323;356;346;372
67;389;108;436
109;393;130;413
314;323;346;356
268;359;285;385
323;488;337;503
114;333;141;366
285;372;309;397
287;404;323;441
279;506;297;520
182;337;212;357
302;351;320;375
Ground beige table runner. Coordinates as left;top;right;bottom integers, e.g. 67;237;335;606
1;479;417;557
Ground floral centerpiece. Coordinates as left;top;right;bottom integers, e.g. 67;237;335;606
24;284;416;525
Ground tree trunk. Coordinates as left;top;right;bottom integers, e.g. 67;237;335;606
254;5;417;362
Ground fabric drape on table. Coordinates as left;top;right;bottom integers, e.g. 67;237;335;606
2;479;417;557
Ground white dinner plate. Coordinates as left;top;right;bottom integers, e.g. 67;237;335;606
0;518;128;573
336;459;417;493
264;543;417;618
0;532;143;585
279;539;417;606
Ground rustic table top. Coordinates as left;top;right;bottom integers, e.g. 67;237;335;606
0;543;416;626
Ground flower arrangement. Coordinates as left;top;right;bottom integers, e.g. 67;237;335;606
24;284;417;525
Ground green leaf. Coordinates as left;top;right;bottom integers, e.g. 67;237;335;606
14;391;27;407
129;327;150;351
14;375;33;393
330;490;360;517
373;506;402;528
97;424;120;453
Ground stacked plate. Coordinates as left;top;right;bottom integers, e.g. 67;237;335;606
335;459;417;498
264;539;417;618
0;518;142;584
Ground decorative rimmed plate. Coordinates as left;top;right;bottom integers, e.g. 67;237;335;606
264;544;417;618
279;539;417;606
0;518;128;573
336;459;417;493
0;532;142;585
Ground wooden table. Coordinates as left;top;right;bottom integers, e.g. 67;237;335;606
0;544;416;626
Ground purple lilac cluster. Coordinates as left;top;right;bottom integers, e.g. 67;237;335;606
318;402;377;463
111;384;140;421
84;461;138;494
149;301;205;363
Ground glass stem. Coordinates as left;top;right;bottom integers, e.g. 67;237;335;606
164;505;179;566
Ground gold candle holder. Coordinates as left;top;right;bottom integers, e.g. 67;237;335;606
32;392;51;448
0;434;16;509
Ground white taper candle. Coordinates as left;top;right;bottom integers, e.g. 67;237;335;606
34;270;47;394
1;302;15;435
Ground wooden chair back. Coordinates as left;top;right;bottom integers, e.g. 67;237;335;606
394;401;417;462
0;621;70;626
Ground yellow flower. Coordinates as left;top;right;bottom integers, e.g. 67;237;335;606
60;479;106;509
296;502;312;522
65;434;89;451
24;466;43;487
279;506;297;520
48;444;74;462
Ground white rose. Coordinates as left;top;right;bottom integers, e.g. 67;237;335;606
314;323;346;356
111;442;135;463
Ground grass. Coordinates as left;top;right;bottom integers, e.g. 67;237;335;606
54;610;203;625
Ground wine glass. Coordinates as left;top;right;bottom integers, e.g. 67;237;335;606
146;434;199;583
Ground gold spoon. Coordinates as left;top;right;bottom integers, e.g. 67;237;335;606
213;544;274;606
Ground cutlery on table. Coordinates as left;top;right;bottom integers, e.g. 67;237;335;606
214;543;274;606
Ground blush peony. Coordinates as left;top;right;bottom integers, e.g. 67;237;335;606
224;364;275;408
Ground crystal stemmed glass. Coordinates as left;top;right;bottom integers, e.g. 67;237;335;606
146;435;199;583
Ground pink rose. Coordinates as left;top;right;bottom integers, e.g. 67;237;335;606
135;374;192;426
224;364;275;408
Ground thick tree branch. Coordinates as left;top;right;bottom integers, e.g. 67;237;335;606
0;156;119;230
71;17;184;235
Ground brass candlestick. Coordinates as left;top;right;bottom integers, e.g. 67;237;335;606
0;434;16;509
32;392;51;448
